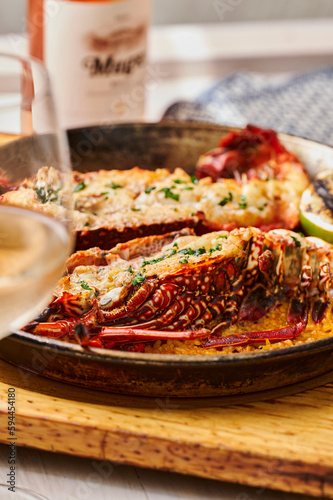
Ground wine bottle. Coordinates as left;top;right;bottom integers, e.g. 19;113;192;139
27;0;151;128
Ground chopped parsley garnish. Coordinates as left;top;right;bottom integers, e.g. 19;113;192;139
106;182;123;189
258;202;268;212
84;222;90;227
291;236;301;248
178;247;206;257
142;248;177;267
217;235;227;239
178;247;195;256
179;258;189;264
239;195;247;209
158;187;179;201
209;244;222;254
101;191;109;196
74;182;86;192
127;266;134;274
78;280;93;291
35;186;60;203
133;273;146;286
131;208;141;211
141;244;207;268
145;186;156;194
219;192;233;207
139;244;208;270
190;175;198;184
142;256;164;266
174;179;186;184
183;186;194;190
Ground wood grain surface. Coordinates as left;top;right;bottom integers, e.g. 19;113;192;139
0;131;332;497
0;133;20;146
0;359;333;498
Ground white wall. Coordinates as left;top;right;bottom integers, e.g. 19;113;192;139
152;0;333;24
0;0;25;34
0;0;333;34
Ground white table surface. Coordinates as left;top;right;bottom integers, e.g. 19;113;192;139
1;19;333;500
0;443;315;500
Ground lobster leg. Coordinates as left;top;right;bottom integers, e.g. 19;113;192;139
119;283;180;325
209;294;243;335
81;278;158;327
202;321;306;348
191;295;227;329
128;292;192;330
203;297;309;348
29;319;79;338
89;327;209;348
238;285;275;322
287;297;308;324
164;295;211;331
312;299;329;324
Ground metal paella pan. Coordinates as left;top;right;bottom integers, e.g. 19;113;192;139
1;121;333;399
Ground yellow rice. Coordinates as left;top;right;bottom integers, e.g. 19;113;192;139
143;302;333;355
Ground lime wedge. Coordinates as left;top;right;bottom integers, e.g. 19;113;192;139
300;169;333;243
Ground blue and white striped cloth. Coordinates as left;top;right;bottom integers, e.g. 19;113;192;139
163;68;333;146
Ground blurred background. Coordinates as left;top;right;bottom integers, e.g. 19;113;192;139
1;0;333;134
1;0;333;33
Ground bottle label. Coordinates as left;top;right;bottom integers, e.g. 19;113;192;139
44;0;150;128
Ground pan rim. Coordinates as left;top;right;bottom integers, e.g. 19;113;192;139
8;329;333;366
4;121;333;368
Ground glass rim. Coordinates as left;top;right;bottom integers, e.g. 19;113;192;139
0;51;52;98
0;52;50;79
0;51;59;128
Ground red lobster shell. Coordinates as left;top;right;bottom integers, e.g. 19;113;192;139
26;227;332;352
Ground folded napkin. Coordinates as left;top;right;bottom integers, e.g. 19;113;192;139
162;68;333;146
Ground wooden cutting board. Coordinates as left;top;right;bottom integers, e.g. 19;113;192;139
0;133;20;146
0;359;333;498
0;131;332;497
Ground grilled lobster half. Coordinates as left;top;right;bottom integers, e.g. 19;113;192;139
25;227;333;352
0;125;310;250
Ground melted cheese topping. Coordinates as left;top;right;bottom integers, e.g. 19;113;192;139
55;228;258;304
71;164;309;231
1;161;309;234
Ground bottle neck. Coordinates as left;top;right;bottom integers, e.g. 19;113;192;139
27;0;44;61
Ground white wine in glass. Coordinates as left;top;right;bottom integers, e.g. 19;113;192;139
0;53;73;339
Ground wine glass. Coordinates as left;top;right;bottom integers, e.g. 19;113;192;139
0;53;73;339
